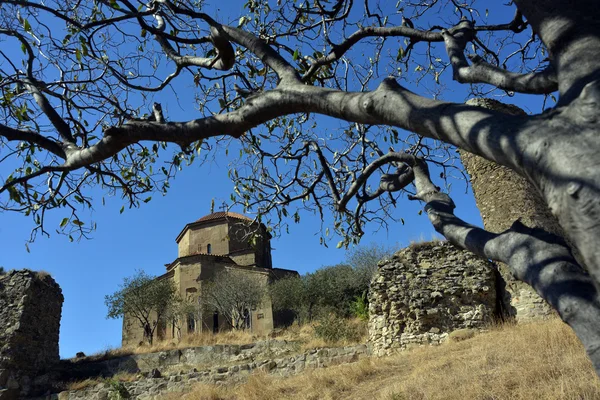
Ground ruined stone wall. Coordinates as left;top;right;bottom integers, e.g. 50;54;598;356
43;343;369;400
0;270;63;399
368;241;497;356
459;98;558;321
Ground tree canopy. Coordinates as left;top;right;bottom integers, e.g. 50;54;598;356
2;0;600;374
105;270;176;345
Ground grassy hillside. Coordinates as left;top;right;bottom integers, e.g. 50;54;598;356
163;318;600;400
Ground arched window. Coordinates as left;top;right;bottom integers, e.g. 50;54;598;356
207;243;212;254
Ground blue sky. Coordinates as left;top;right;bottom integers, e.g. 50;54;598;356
0;1;544;358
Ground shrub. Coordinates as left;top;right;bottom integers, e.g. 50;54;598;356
350;292;369;321
313;314;364;343
108;380;130;400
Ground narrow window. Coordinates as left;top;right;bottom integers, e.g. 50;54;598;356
187;313;196;333
207;243;212;254
213;311;219;333
243;309;251;330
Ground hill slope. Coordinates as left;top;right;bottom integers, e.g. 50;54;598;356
164;319;600;400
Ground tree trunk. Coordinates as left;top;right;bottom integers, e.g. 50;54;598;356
459;98;562;321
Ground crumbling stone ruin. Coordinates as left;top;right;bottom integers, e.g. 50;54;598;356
368;241;498;356
52;343;369;399
0;270;63;399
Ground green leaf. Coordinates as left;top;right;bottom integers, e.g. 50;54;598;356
75;48;82;62
336;241;344;249
396;47;404;61
293;49;300;61
23;19;32;33
72;220;84;226
60;218;69;228
119;205;125;214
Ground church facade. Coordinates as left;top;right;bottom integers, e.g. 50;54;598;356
122;212;297;346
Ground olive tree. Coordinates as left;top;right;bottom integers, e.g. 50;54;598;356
164;295;199;340
345;243;398;289
271;260;392;322
1;0;600;373
105;270;176;345
201;270;266;331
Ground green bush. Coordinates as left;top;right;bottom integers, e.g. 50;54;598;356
108;380;130;400
350;292;369;321
271;243;395;325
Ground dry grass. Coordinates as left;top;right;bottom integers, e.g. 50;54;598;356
76;330;261;362
162;318;600;400
35;270;52;278
274;319;367;351
145;329;260;353
407;234;443;249
66;372;138;391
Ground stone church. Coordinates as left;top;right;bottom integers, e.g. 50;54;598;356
122;212;297;346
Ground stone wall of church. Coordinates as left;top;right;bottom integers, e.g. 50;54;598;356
122;258;275;346
368;241;497;356
178;221;229;257
0;269;63;399
228;250;256;267
227;221;271;268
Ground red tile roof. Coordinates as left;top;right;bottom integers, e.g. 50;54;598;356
195;211;253;223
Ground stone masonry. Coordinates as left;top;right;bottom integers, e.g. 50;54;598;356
368;241;497;356
459;98;559;321
40;343;368;400
0;270;64;399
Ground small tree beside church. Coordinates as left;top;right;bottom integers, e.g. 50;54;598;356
105;270;176;345
164;295;200;340
201;270;266;331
